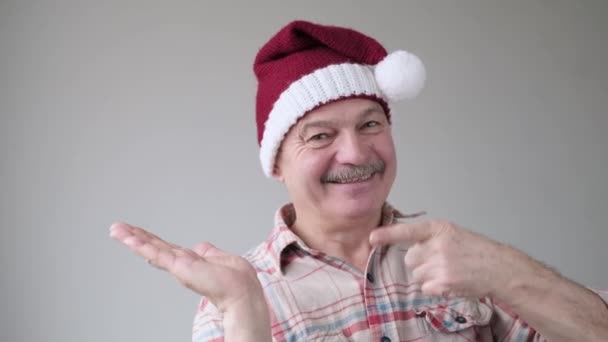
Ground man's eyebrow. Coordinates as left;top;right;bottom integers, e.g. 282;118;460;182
298;105;385;137
298;120;336;138
359;105;385;119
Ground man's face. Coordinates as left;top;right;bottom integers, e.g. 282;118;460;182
274;98;397;222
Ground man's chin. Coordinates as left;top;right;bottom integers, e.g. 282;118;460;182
327;198;384;220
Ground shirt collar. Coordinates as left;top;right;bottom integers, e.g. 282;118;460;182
264;203;425;273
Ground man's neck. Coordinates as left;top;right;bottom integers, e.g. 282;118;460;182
290;205;383;272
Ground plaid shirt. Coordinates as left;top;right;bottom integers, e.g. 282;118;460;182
193;204;608;341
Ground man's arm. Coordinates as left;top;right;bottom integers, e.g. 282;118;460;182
223;296;272;342
492;245;608;341
193;296;271;342
370;220;608;341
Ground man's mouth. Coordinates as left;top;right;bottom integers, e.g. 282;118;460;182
321;160;385;184
325;172;375;184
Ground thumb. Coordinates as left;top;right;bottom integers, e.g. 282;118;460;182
193;242;226;258
370;221;436;246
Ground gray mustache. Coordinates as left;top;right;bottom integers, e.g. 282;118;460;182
321;160;385;183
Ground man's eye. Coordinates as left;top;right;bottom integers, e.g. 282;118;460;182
363;121;380;128
309;133;329;141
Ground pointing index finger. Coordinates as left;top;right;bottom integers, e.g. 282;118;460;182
369;221;436;246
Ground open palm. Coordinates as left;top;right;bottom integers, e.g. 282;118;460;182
110;222;262;313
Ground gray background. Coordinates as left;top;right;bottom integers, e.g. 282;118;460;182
1;1;607;341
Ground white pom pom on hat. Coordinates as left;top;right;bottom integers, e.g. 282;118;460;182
374;50;426;102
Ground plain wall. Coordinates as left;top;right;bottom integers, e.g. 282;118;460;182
1;1;607;341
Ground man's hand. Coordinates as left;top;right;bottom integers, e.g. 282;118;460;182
110;222;273;341
109;222;264;314
370;220;608;341
369;220;536;299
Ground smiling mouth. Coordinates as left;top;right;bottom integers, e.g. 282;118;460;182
325;172;376;184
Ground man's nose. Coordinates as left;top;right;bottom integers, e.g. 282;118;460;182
334;132;369;165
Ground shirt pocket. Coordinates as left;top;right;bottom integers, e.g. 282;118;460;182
416;297;493;335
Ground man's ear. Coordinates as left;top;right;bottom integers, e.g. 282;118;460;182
272;163;285;183
272;143;288;182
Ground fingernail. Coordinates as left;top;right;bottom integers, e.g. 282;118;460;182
123;236;137;246
109;222;123;232
369;235;378;246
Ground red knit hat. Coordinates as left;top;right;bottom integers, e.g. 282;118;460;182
254;20;425;177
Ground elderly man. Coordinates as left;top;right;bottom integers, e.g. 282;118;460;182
110;20;608;341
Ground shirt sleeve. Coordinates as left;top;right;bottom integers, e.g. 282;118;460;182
485;297;544;341
192;297;225;342
487;288;608;341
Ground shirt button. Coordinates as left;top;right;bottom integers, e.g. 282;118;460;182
366;272;375;283
415;311;426;317
380;337;391;342
455;316;467;324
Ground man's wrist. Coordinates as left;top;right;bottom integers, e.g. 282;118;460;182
223;294;272;342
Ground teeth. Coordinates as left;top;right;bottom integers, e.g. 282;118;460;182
335;173;373;184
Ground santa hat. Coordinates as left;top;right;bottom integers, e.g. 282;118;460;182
254;20;425;177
